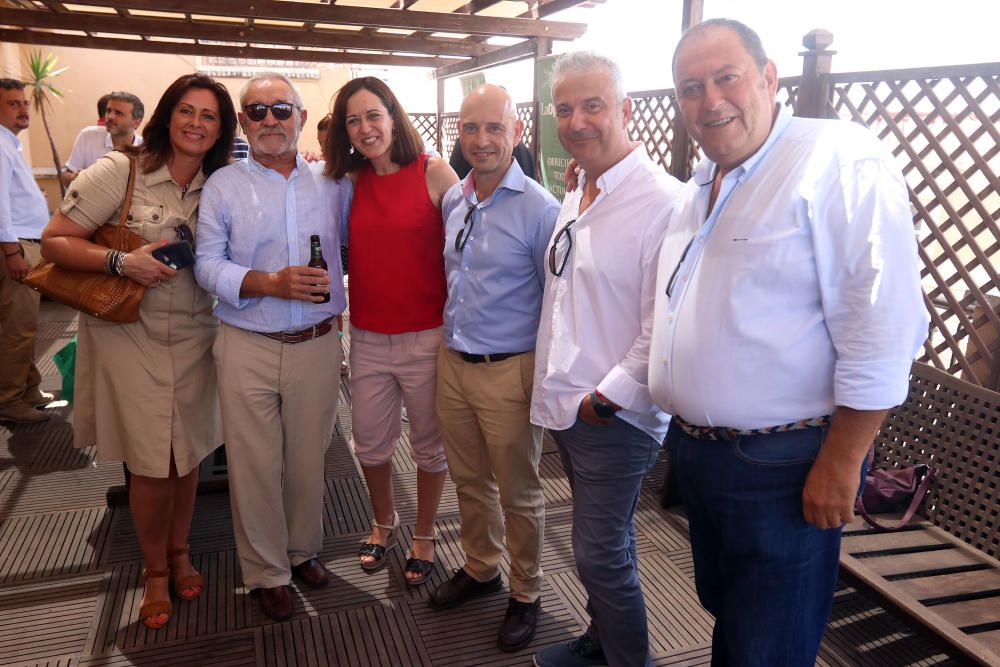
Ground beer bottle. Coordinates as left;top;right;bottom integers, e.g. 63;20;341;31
308;234;330;303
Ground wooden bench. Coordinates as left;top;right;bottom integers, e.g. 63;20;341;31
839;362;1000;666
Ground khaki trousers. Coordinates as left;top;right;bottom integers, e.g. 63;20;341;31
0;240;42;408
435;346;544;602
214;323;340;589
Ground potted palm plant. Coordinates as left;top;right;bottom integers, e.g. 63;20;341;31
21;50;69;198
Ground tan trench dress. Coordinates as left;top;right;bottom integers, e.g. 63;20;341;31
59;151;220;478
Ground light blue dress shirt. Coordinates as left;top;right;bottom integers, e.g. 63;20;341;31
0;125;50;242
441;160;559;354
195;155;352;333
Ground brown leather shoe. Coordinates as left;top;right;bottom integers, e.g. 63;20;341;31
497;597;540;652
23;389;55;408
0;402;50;424
292;558;329;588
428;568;503;610
258;585;293;621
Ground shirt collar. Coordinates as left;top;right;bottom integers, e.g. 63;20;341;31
461;157;526;205
579;144;648;197
0;125;21;151
143;158;207;193
246;151;307;179
692;103;793;186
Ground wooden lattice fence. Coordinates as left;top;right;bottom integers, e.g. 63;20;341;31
826;64;1000;388
409;112;438;155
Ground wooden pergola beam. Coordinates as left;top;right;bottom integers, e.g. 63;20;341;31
56;0;588;40
0;28;463;69
0;8;497;58
433;38;539;79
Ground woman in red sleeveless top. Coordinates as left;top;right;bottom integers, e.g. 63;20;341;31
325;77;458;586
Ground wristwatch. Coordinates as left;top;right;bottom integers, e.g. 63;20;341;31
589;390;619;420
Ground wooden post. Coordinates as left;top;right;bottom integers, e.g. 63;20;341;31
796;29;835;119
667;0;703;181
436;76;445;155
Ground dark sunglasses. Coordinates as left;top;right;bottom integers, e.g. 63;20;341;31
548;218;577;277
242;102;299;122
176;223;194;249
455;203;478;252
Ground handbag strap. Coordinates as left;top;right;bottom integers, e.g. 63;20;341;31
856;446;938;531
112;153;139;251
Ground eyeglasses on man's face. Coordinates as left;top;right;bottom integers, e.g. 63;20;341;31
242;102;299;122
548;218;577;277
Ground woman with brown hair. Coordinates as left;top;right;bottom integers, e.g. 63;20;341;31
325;76;458;585
41;74;237;629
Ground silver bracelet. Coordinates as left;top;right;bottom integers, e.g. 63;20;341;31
114;251;127;277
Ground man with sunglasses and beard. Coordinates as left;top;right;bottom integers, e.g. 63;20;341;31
195;73;351;622
530;52;682;667
429;84;558;653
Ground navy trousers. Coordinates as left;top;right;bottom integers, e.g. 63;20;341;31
552;417;661;667
671;425;862;667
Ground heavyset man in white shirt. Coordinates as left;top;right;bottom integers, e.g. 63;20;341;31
62;91;144;187
649;19;929;665
530;52;682;667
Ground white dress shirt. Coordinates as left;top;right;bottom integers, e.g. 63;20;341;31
0;125;49;242
531;146;682;441
65;125;142;173
649;105;929;430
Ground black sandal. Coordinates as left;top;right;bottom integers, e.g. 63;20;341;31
404;531;438;586
359;511;398;572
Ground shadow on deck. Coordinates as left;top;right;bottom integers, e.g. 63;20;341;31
0;302;954;666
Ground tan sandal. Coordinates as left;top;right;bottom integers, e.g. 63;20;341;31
167;545;203;601
405;530;439;587
140;568;172;629
359;511;399;572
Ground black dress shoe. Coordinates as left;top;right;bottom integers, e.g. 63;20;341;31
258;585;293;621
497;597;540;652
428;568;503;610
292;558;329;588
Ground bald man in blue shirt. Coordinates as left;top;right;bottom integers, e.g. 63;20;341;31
428;84;559;654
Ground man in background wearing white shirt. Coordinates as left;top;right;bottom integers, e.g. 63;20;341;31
62;91;143;186
0;79;54;424
530;52;681;667
649;19;928;666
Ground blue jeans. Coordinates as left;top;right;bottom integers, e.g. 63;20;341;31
552;417;661;667
671;426;861;667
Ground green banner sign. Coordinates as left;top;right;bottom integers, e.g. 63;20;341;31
535;55;571;201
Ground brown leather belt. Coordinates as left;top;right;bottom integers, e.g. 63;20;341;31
258;317;334;344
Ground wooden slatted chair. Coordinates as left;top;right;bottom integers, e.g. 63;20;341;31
839;361;1000;666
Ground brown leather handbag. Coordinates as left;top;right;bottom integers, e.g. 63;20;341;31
25;154;147;323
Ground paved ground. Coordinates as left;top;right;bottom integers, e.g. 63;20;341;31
0;302;953;666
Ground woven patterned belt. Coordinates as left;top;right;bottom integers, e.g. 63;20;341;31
457;351;528;364
673;414;832;441
258;317;334;345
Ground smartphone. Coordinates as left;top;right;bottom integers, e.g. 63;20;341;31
151;240;195;270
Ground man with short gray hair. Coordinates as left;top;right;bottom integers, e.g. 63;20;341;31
63;91;144;186
196;73;352;622
530;52;682;667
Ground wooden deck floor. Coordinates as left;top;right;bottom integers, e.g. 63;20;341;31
0;302;956;666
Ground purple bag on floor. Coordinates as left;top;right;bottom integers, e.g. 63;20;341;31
856;463;937;531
